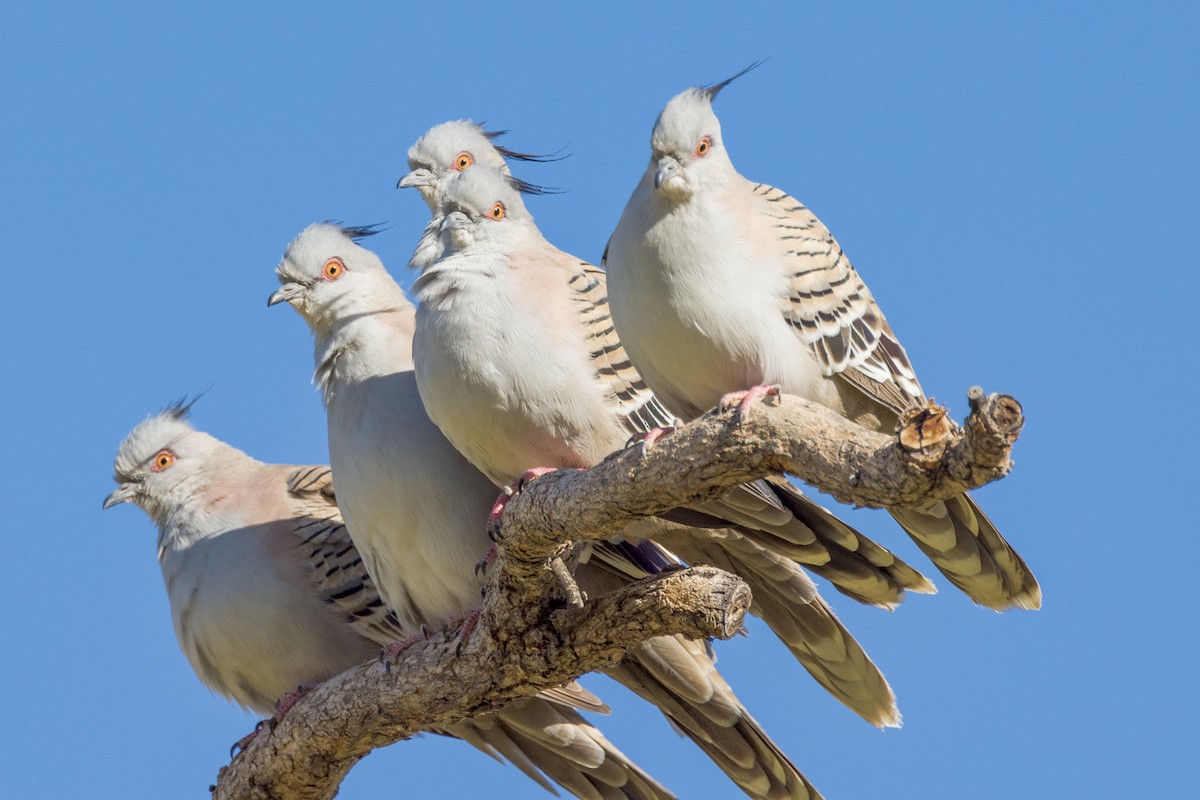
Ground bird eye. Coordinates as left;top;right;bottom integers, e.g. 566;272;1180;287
453;152;474;171
322;258;345;281
151;450;176;472
695;136;712;157
488;202;506;220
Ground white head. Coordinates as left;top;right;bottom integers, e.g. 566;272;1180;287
397;120;560;209
269;223;409;337
103;400;234;527
647;63;761;201
436;166;537;254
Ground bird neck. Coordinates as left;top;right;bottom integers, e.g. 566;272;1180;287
314;300;416;403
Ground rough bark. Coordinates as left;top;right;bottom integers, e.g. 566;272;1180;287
212;387;1023;800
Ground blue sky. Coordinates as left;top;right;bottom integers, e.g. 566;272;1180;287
3;2;1196;797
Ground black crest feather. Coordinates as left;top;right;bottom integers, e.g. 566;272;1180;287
481;127;571;164
510;177;565;196
162;389;209;421
704;59;768;101
327;222;392;242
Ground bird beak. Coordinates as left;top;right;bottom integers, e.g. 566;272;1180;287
654;157;682;190
268;282;305;308
440;211;471;233
103;483;137;510
398;168;434;190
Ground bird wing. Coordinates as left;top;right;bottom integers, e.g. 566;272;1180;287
752;182;925;416
284;465;409;644
565;261;679;436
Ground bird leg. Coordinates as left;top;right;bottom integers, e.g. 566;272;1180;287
486;467;561;539
718;384;782;422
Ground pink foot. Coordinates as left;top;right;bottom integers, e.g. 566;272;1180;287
627;425;676;454
486;467;560;539
719;384;781;422
475;543;498;577
229;682;319;757
380;631;427;667
444;608;481;655
230;719;270;757
274;682;319;718
486;491;513;541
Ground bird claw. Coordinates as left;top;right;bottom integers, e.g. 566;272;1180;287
486;487;515;541
379;633;423;670
718;384;781;422
229;681;320;756
486;468;559;539
475;543;498;576
443;608;481;656
230;719;271;758
273;682;318;718
626;426;676;455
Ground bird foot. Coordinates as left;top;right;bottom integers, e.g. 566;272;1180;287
475;543;498;577
443;608;482;655
486;467;561;539
230;719;271;757
379;630;430;669
228;681;320;757
719;384;781;422
626;425;676;455
274;682;319;718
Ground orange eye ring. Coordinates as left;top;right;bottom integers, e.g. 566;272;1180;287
488;201;506;221
322;257;345;281
151;450;176;472
453;152;474;171
695;136;712;157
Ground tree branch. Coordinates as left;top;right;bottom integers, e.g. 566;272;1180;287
212;387;1022;800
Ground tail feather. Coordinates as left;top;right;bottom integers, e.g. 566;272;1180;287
664;531;900;728
448;695;677;799
889;493;1040;611
607;636;823;800
700;477;935;608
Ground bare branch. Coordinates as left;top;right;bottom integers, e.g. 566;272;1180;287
213;388;1022;800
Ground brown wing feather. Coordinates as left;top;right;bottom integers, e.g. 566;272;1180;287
566;262;679;436
284;466;408;644
753;183;924;417
752;186;1041;611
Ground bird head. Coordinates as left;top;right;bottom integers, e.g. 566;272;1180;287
398;120;561;209
104;399;222;524
269;223;395;334
648;62;762;201
436;166;534;254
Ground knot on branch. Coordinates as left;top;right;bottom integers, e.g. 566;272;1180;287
897;400;954;470
964;387;1024;466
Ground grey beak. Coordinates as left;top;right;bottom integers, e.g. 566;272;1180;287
103;484;137;510
654;157;681;190
267;282;304;308
398;168;435;190
439;211;471;233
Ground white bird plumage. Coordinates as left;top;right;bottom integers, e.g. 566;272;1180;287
603;73;1040;611
105;403;674;800
274;220;825;800
399;119;560;270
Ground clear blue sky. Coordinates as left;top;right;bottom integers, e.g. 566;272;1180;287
3;2;1196;798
